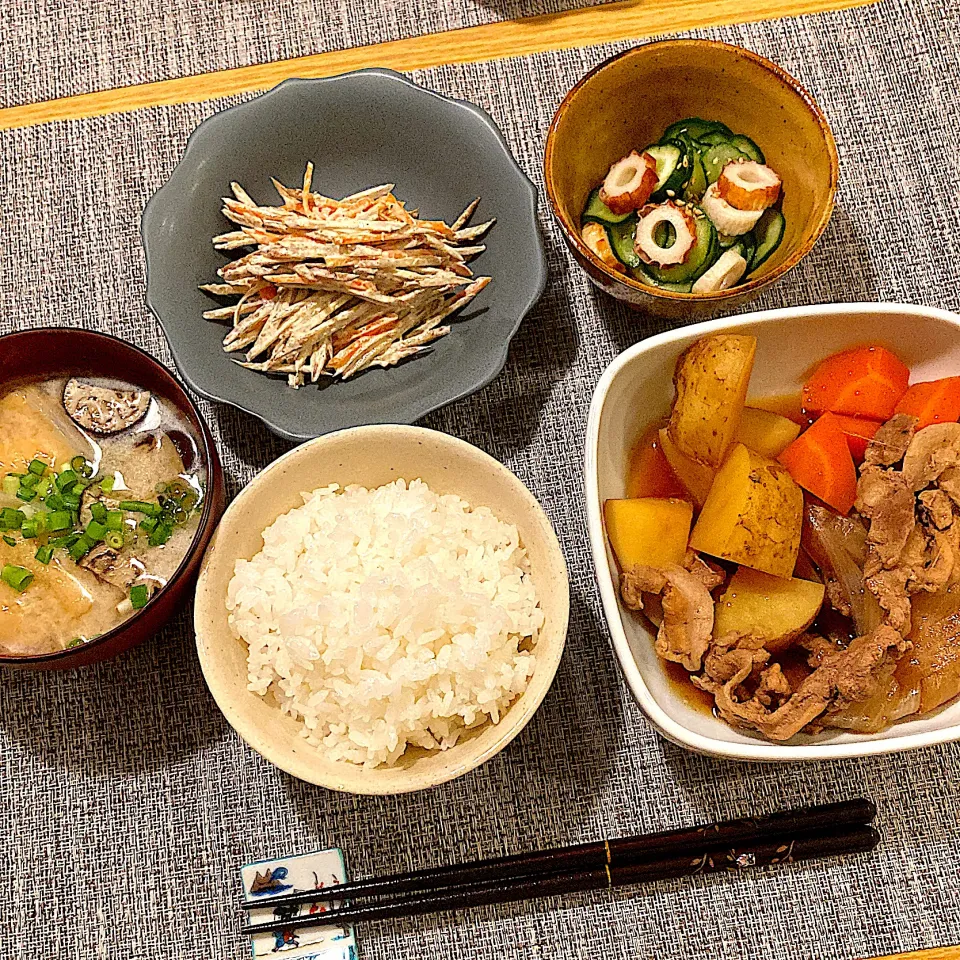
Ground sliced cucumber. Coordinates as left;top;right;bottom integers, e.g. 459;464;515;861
631;272;694;294
697;129;733;148
728;134;765;164
734;232;757;268
717;232;738;250
647;139;691;201
606;216;641;269
683;151;708;201
702;142;748;184
638;208;719;285
750;209;786;271
581;187;633;226
662;118;733;143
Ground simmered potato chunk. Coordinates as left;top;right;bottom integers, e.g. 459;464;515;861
715;567;825;652
667;334;757;467
689;443;803;577
736;407;802;459
658;428;715;508
604;497;693;570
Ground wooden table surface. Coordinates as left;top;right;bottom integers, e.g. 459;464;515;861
0;0;876;130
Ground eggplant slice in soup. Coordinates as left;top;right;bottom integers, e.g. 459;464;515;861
63;379;151;434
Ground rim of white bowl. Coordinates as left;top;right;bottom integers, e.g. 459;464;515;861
585;301;960;761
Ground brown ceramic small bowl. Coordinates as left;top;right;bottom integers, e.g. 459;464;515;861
0;328;225;670
544;40;839;320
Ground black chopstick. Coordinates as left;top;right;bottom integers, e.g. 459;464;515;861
240;797;874;912
242;823;879;934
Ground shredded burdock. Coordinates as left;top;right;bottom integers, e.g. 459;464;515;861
201;164;494;386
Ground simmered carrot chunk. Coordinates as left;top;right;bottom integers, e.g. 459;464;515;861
778;412;858;514
894;377;960;430
829;414;881;463
802;346;909;421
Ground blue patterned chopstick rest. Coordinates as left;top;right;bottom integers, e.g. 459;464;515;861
241;847;358;959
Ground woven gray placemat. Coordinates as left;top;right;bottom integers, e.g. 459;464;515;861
1;0;611;110
3;1;960;958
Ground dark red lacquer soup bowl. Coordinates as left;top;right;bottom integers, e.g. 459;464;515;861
0;328;225;669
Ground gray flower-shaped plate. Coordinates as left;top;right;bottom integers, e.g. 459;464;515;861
141;70;547;442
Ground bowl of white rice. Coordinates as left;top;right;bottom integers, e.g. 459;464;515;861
194;425;568;794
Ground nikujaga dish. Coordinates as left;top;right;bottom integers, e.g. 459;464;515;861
580;117;784;294
604;333;960;741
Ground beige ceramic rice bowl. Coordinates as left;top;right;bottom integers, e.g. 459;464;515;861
195;425;569;794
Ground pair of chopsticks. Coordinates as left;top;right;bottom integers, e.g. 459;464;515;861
241;798;878;935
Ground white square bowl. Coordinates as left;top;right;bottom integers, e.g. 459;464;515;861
585;302;960;761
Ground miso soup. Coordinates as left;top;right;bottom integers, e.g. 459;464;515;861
0;376;206;655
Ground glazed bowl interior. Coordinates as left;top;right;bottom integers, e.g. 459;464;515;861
195;425;569;794
585;303;960;761
546;40;837;311
0;328;222;669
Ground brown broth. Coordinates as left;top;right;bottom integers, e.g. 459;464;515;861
625;420;689;501
662;660;716;716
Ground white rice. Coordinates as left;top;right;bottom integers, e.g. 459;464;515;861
226;478;543;767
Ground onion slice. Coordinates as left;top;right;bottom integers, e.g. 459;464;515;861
802;503;881;635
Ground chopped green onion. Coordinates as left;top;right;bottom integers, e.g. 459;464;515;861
120;500;161;516
101;475;116;493
104;530;124;550
16;486;37;502
37;474;53;497
46;510;73;532
44;492;65;511
56;469;78;491
90;501;108;524
1;564;33;592
67;637;84;648
21;519;38;539
2;535;15;548
20;472;39;489
139;516;159;534
68;536;94;562
0;507;25;530
85;520;107;542
105;510;124;531
148;522;173;547
28;459;47;477
71;455;94;478
34;544;54;564
2;475;19;497
60;494;81;511
129;584;149;609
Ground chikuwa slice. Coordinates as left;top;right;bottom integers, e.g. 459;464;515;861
701;182;764;236
599;151;658;214
692;249;748;293
581;222;624;272
717;159;782;211
634;202;697;267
